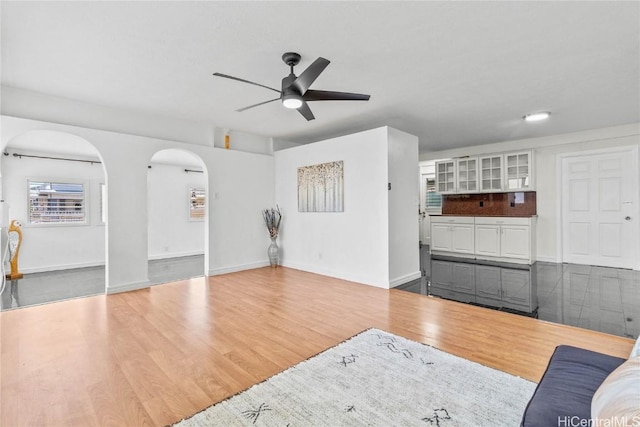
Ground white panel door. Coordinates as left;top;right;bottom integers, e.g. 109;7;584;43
562;148;639;269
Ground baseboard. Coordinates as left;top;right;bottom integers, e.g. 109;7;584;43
21;260;105;274
148;250;204;261
535;255;559;263
389;271;422;288
107;279;150;294
20;252;205;274
208;260;271;276
281;261;389;289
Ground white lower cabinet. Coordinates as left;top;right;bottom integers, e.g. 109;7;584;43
430;216;475;255
430;216;536;264
475;217;533;262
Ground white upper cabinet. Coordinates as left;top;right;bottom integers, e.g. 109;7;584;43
479;155;504;192
456;158;478;193
505;151;533;191
435;160;456;193
436;151;534;194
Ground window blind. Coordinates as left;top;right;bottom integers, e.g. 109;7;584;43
29;181;86;224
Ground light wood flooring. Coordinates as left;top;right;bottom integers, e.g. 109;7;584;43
0;267;634;426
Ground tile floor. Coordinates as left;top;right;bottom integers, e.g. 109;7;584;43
0;255;204;311
396;246;640;339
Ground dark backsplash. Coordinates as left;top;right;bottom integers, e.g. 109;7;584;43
442;191;536;217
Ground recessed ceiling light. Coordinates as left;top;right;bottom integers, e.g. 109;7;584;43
523;112;551;122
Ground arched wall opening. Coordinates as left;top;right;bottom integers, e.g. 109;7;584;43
147;148;208;284
0;130;107;309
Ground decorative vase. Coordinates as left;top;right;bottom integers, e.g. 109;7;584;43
268;236;279;267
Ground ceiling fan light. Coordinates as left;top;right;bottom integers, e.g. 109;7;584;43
523;111;551;122
282;94;303;109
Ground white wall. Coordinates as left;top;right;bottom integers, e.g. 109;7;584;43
275;127;390;287
1;85;215;147
212;126;274;155
274;126;421;289
534;132;640;262
2;86;278;156
387;128;421;286
209;147;275;274
420;123;640;262
1;149;106;273
1;116;275;293
147;162;206;260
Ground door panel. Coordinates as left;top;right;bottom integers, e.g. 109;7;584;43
599;223;621;257
431;224;452;251
451;225;474;254
475;225;500;256
562;148;639;269
501;226;529;258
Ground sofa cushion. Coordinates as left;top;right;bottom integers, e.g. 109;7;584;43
591;357;640;427
521;345;626;427
630;336;640;358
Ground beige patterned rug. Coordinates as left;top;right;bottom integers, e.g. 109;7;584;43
174;328;536;426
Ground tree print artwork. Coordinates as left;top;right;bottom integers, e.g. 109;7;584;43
298;161;344;212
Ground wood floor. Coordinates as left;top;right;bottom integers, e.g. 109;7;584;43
0;267;633;426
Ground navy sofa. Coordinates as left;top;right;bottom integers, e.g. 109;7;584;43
521;345;626;427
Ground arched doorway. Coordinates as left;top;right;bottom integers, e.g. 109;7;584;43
147;149;208;285
0;130;107;310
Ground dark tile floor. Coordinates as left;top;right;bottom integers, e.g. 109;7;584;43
0;255;204;311
397;246;640;339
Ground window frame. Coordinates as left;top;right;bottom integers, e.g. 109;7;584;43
188;186;206;221
27;178;89;227
425;177;443;215
99;182;107;225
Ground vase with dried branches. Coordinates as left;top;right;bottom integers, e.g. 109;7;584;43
262;205;282;267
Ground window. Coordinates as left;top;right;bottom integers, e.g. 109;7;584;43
189;187;205;220
100;183;106;224
425;177;442;214
28;180;86;224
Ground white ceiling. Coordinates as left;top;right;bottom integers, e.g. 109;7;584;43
2;1;639;154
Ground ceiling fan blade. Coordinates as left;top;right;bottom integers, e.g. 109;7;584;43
291;57;330;95
297;101;315;121
303;90;371;102
236;97;280;112
213;73;281;94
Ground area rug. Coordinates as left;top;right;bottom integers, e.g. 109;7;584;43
174;328;536;426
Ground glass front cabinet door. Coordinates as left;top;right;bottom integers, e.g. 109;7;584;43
436;160;456;193
479;155;503;191
456;158;478;193
505;151;532;190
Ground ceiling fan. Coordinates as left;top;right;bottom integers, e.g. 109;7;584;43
213;52;370;121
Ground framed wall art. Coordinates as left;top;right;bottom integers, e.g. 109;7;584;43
297;160;344;212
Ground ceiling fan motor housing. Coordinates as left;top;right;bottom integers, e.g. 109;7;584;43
282;52;301;67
